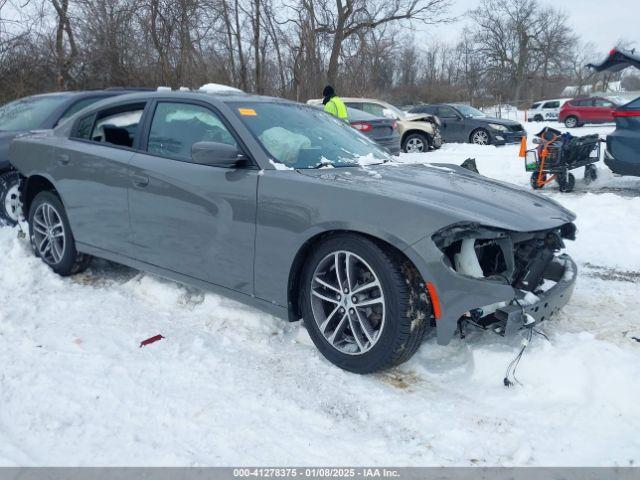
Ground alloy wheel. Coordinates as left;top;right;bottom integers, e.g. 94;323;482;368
472;130;489;145
565;117;578;128
310;250;386;355
405;137;425;153
3;182;20;223
32;202;66;265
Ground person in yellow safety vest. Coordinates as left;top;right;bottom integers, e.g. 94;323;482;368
322;85;348;121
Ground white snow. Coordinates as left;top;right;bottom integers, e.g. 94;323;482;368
199;83;244;94
0;118;639;466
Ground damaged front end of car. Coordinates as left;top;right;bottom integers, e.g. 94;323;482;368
421;221;577;342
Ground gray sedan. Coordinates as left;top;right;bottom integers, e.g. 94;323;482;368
9;91;577;373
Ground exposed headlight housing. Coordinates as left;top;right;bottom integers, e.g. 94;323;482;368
488;123;508;132
432;222;577;291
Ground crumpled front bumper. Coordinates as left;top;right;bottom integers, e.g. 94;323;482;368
492;254;577;336
404;236;578;345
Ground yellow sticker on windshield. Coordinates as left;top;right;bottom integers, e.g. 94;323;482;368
238;108;257;116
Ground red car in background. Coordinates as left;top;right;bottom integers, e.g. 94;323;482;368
559;97;618;128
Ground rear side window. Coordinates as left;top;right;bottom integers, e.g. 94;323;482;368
572;99;593;107
542;101;560;108
531;102;541;109
410;105;433;114
345;103;364;111
362;103;385;117
147;102;237;161
594;98;614;107
71;102;145;148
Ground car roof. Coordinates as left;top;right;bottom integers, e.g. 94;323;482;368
532;98;570;104
81;90;291;105
17;88;153;101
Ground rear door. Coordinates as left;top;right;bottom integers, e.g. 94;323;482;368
56;101;147;255
128;99;258;294
593;98;616;122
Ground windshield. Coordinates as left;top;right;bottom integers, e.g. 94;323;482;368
0;95;68;131
455;105;486;118
230;102;391;169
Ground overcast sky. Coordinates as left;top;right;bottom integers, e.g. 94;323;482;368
416;0;638;59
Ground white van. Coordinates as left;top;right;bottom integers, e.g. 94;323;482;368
527;98;570;122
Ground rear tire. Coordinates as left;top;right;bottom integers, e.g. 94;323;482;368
0;171;21;226
534;114;543;122
300;234;432;373
28;191;92;276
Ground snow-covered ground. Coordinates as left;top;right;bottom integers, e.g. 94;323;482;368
1;120;639;466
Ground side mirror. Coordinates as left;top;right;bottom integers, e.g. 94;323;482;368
191;141;244;167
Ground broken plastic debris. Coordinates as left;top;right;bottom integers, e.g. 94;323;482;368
140;334;164;348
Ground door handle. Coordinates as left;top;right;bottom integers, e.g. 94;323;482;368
132;174;149;187
56;154;70;165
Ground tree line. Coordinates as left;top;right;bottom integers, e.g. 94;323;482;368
0;0;634;106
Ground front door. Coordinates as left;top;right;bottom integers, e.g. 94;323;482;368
437;106;465;142
128;100;258;294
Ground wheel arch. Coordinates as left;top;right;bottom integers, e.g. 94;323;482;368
286;229;426;322
22;174;60;218
401;129;432;146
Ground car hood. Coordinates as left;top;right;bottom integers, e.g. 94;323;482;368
477;116;521;127
298;162;575;232
403;112;440;125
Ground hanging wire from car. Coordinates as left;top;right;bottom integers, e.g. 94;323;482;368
504;327;533;387
502;297;550;387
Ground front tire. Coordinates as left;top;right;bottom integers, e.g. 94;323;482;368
470;128;491;145
402;132;430;153
0;171;21;226
564;116;579;128
28;191;92;276
300;234;432;373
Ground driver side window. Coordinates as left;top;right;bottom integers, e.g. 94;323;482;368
147;102;237;161
437;106;458;118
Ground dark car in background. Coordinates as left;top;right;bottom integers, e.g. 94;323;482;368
347;107;400;155
409;103;526;145
0;89;147;224
587;47;640;176
559;97;618;128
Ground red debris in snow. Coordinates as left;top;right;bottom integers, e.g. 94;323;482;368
139;334;165;348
